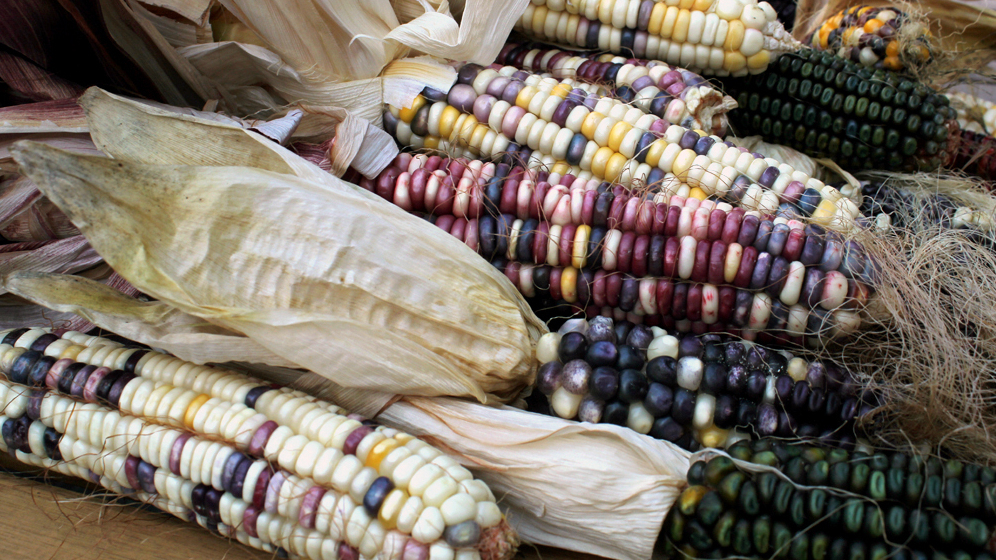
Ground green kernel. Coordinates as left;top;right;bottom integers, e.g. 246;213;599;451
712;510;736;547
753;516;771;554
733;518;754;554
704;456;736;486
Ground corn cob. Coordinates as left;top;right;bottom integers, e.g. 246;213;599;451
384;65;862;227
947;91;996;135
721;49;957;172
526;316;873;450
347;155;872;343
806;5;932;72
0;329;516;560
495;42;737;136
664;439;996;560
952;128;996;182
513;0;799;76
856;179;995;232
763;0;796;31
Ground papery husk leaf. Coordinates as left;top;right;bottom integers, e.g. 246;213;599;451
0;293;93;332
139;0;212;24
11;142;545;402
3;271;301;368
137;4;203;48
0;51;84;103
98;0;210;107
0;99;88;134
0;237;98;289
385;0;531;65
81;88;319;178
1;136;101;175
217;0;405;81
82;87;396;181
0;199;80;241
292;379;688;560
0;176;44;227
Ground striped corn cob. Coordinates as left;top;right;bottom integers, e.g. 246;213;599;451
495;42;737;136
947;91;996;135
0;328;516;560
806;5;932;72
526;316;873;450
721;49;957;172
664;439;996;560
856;179;995;232
384;64;863;227
512;0;799;76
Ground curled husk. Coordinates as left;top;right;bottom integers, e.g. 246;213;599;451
10;139;545;403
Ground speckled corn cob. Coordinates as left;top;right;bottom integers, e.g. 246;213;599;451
496;42;737;135
384;64;862;227
513;0;799;76
663;440;996;560
0;328;516;560
526;317;873;451
721;49;957;172
806;5;931;72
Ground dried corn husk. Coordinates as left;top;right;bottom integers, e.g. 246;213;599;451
0;237;98;286
10;141;545;402
81;88;396;178
282;378;688;560
3;271;300;368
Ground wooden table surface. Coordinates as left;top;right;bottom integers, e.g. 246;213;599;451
0;454;602;560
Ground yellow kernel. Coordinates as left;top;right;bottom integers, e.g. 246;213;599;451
398;95;426;123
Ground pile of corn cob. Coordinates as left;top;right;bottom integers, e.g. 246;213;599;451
383;60;863;226
665;439;996;560
0;327;517;560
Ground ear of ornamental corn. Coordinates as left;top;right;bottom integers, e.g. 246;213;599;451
384;63;863;228
856;179;995;233
513;0;799;76
720;49;957;172
947;91;996;136
347;155;872;343
0;327;516;560
806;5;932;72
664;439;996;560
952;128;996;182
495;41;737;136
526;316;874;450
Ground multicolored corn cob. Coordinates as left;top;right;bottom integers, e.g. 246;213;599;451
0;327;517;560
346;155;872;343
495;42;737;136
947;91;996;136
806;5;932;72
513;0;799;76
664;439;996;560
721;49;957;172
384;63;862;227
527;317;874;450
856;179;995;232
952;128;996;182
